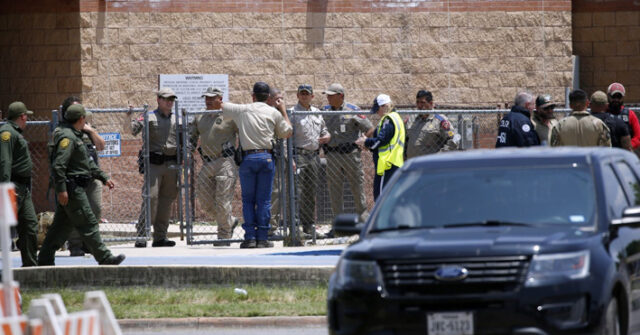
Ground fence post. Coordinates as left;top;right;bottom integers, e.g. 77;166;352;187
180;107;189;243
286;109;297;246
141;104;151;243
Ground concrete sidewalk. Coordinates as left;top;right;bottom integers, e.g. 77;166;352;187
11;238;344;288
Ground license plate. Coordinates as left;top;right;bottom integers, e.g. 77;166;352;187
427;312;474;335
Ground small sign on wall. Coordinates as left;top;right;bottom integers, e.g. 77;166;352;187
98;132;121;157
159;74;229;113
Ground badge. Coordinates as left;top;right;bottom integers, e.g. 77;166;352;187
59;138;70;149
440;120;451;130
522;124;531;132
0;131;10;142
340;124;346;133
216;118;222;125
447;131;454;138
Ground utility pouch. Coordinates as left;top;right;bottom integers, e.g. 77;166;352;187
234;144;243;166
149;152;164;165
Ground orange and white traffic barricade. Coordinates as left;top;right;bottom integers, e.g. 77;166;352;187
0;183;19;318
0;282;21;317
0;315;27;335
82;292;121;335
58;311;99;335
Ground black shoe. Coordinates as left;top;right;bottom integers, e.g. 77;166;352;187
256;240;274;248
213;240;231;247
100;254;126;265
152;239;176;247
134;240;147;248
239;240;256;249
69;248;85;257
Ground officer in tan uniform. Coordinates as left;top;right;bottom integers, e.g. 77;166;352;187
190;87;239;246
406;90;458;159
322;83;372;229
531;94;559;146
126;87;179;248
551;89;611;147
292;84;330;237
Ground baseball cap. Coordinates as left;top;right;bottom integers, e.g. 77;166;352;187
201;87;223;98
253;82;270;95
65;104;91;122
535;94;556;109
607;82;625;97
7;101;33;120
297;84;313;94
322;83;344;95
590;91;608;105
370;94;391;113
156;87;177;99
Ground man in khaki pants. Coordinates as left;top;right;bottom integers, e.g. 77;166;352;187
190;87;239;246
126;88;179;248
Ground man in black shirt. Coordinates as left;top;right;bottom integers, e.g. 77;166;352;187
591;91;631;151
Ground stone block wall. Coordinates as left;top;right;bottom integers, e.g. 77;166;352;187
76;0;573;110
573;0;640;102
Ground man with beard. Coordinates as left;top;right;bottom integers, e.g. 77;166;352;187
531;94;559;146
607;82;640;151
590;90;631;151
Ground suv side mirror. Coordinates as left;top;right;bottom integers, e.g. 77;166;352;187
611;206;640;227
333;214;365;237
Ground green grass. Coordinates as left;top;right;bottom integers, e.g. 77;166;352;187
21;285;328;319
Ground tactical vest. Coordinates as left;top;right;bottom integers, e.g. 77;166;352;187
612;107;634;138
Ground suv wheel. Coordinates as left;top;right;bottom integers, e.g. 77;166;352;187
602;297;621;335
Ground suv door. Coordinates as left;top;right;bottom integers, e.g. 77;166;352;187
610;160;640;334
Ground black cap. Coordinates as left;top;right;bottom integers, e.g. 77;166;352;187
253;82;270;95
535;94;555;109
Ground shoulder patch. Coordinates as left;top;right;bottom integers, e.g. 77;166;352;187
1;131;10;142
323;105;331;110
357;114;366;119
137;115;144;121
59;138;70;149
346;103;360;111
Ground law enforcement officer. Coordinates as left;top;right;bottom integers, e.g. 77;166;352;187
590;91;631;150
531;94;559;146
266;87;286;237
60;96;106;257
551;89;611;147
495;92;540;147
321;83;372;227
189;87;239;246
406;90;458;159
38;104;125;266
221;82;292;248
126;87;179;248
356;94;405;201
0;102;37;266
291;84;330;237
607;82;640;151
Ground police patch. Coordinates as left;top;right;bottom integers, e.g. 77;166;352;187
447;130;454;138
0;131;10;142
216;118;222;125
59;138;70;149
440;120;451;130
522;124;531;132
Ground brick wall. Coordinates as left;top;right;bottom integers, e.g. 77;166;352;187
0;0;83;118
75;0;573;110
573;0;640;102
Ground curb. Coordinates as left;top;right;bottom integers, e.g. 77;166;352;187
14;266;334;288
118;316;327;330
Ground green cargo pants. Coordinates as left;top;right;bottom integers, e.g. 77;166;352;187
15;182;37;267
38;186;113;265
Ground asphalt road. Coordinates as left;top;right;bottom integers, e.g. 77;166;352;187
125;326;328;335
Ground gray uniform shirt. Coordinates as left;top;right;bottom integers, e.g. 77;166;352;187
190;113;238;157
291;103;328;151
323;102;372;147
130;109;177;156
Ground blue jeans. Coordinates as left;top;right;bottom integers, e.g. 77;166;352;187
238;152;275;241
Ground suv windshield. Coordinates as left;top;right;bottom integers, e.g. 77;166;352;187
372;165;596;231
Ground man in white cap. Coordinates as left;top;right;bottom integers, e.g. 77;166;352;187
126;87;179;248
356;94;405;201
607;82;640;152
322;83;373;229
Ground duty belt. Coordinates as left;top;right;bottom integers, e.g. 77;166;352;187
10;175;31;186
243;149;272;155
295;148;319;156
149;152;177;165
324;143;358;154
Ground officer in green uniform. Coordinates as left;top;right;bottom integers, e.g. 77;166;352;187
0;102;38;267
38;104;125;266
60;96;106;257
322;83;373;226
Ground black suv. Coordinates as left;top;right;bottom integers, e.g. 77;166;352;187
328;147;640;335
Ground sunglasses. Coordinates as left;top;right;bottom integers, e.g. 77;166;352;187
610;93;623;99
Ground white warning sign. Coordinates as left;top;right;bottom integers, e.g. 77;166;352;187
159;74;229;113
98;132;121;157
